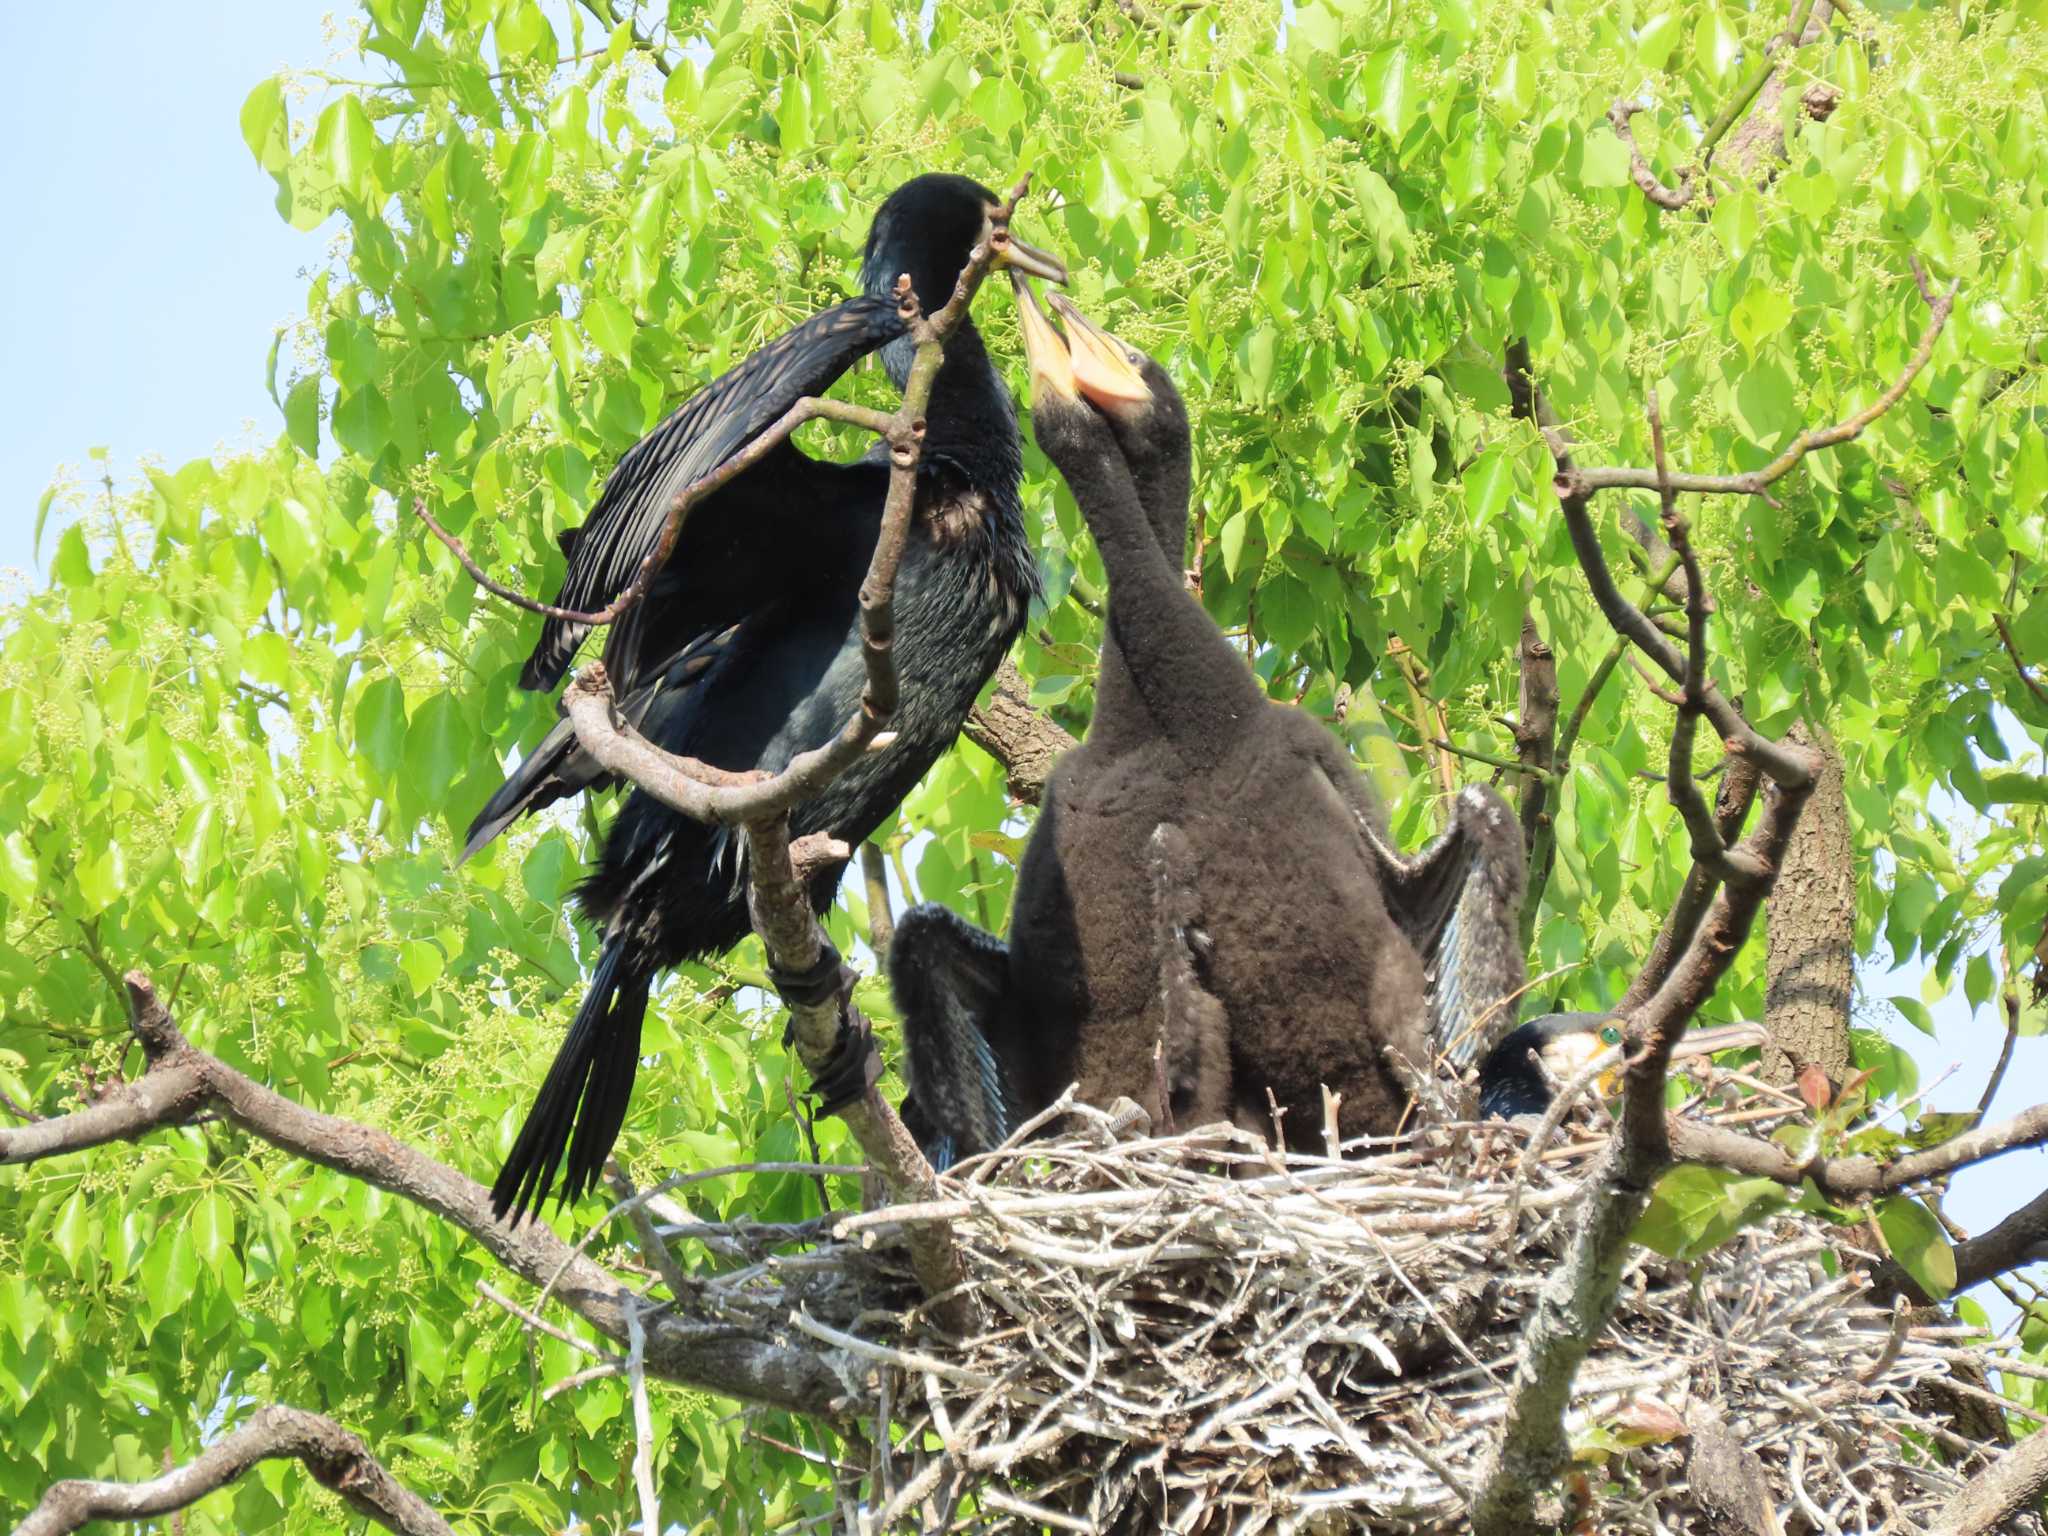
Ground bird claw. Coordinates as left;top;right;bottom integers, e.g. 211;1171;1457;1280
804;1010;884;1117
772;939;881;1116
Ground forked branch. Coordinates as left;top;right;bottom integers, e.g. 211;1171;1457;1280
0;973;844;1419
1473;278;1955;1532
11;1404;451;1536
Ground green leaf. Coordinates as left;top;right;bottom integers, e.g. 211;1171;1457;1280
283;375;321;457
50;1191;91;1274
1636;12;1682;70
583;293;635;362
1580;125;1631;189
1878;134;1928;208
1633;1165;1789;1259
1729;286;1793;355
240;77;290;174
399;939;445;997
0;833;38;907
1877;1196;1955;1299
404;691;465;805
355;676;409;780
409;1312;450;1386
139;1227;198;1324
313;96;377;203
1219;509;1250;580
1695;8;1740;83
1361;46;1413;141
191;1192;235;1282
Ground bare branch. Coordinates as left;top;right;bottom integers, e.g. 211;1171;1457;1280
963;657;1076;806
1671;1100;2048;1202
1925;1417;2048;1536
1561;279;1957;503
13;1403;451;1536
860;841;896;963
2;973;846;1418
1608;100;1695;210
1952;1185;2048;1295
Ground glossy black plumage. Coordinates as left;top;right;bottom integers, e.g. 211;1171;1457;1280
474;174;1049;1222
1476;1012;1621;1120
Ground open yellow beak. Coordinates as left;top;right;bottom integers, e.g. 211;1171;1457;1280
1048;293;1152;412
1012;273;1078;406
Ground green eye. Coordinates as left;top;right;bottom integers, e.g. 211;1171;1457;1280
1599;1025;1623;1046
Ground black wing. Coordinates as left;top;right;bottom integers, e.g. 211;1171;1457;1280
888;904;1015;1171
521;294;908;693
1361;786;1529;1070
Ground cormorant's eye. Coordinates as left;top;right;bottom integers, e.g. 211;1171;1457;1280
1599;1025;1622;1046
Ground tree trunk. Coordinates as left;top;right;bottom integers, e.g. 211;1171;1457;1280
1761;721;1854;1089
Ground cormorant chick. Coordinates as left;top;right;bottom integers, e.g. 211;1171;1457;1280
1478;1015;1770;1119
471;174;1065;1222
892;292;1534;1167
1005;287;1430;1151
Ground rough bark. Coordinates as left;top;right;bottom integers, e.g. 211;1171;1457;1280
963;657;1076;806
1761;720;1855;1090
13;1404;451;1536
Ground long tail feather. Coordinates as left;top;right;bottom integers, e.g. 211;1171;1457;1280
490;939;650;1223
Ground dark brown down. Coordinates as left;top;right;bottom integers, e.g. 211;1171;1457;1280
1006;323;1428;1148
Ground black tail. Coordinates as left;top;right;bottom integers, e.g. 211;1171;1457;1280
491;938;651;1224
460;716;594;864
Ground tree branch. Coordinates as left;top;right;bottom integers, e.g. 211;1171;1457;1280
1560;278;1957;504
963;657;1076;806
0;973;847;1419
1669;1101;2048;1203
12;1403;451;1536
1925;1416;2048;1536
1472;299;1952;1525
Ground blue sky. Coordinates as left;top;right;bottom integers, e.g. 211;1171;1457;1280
0;1;335;578
5;1;2038;1324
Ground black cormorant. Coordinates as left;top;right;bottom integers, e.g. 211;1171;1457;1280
1476;1014;1769;1119
468;174;1064;1222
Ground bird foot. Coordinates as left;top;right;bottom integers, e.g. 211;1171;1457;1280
772;939;882;1116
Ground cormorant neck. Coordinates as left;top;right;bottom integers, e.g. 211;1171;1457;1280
1051;420;1263;753
882;315;1025;510
1091;436;1193;752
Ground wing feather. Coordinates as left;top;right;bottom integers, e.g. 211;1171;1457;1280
521;294;907;692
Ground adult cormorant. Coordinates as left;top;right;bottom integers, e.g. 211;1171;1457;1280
469;174;1064;1222
894;288;1533;1166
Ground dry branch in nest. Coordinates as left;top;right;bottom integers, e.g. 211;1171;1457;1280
635;1100;2035;1534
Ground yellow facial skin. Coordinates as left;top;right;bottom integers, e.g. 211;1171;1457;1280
1010;277;1154;416
1048;293;1151;410
1011;273;1079;405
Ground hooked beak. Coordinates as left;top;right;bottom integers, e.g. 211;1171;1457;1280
1670;1021;1770;1062
994;224;1068;286
1012;273;1078;405
1048;293;1152;413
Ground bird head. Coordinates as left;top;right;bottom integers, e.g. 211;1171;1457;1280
1477;1014;1768;1121
1012;278;1188;442
860;173;1066;317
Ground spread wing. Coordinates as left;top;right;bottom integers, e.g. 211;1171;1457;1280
888;905;1015;1172
1362;786;1529;1070
520;294;907;693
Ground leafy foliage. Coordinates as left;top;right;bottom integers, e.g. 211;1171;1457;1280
4;0;2048;1527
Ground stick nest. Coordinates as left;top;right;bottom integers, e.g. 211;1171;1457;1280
681;1101;2034;1533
